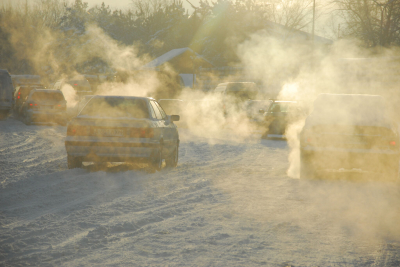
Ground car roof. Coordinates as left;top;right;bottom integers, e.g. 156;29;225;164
158;99;183;101
92;95;155;101
270;99;297;103
17;85;42;89
31;89;63;93
217;82;256;85
0;69;10;74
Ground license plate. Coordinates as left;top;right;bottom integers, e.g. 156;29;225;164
93;128;124;137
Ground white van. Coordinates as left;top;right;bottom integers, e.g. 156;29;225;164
0;70;14;119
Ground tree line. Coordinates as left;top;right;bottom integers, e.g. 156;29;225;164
0;0;399;78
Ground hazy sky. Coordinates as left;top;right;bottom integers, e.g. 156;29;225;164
1;0;199;13
84;0;198;12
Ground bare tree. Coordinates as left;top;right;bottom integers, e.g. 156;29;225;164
266;0;315;30
131;0;173;19
32;0;67;29
334;0;400;46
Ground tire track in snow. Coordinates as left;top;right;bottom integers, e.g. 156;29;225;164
0;119;67;187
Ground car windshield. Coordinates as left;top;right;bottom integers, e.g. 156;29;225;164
226;90;257;102
80;97;149;118
31;91;65;102
246;100;270;110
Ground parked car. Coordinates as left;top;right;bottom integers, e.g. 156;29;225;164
20;89;67;125
53;78;92;96
244;99;272;128
299;93;399;180
14;85;44;116
213;82;260;116
0;69;14;120
65;96;180;171
260;100;301;139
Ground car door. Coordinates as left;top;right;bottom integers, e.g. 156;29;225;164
152;100;176;156
149;101;167;150
157;101;179;153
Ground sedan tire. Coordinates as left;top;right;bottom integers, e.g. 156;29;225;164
300;152;317;180
68;155;83;169
165;145;178;168
24;114;32;126
150;147;162;172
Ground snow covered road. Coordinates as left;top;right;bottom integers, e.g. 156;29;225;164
1;117;400;266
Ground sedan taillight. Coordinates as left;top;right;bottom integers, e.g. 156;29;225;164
67;125;88;136
56;104;66;110
28;103;39;109
389;140;398;150
130;128;154;138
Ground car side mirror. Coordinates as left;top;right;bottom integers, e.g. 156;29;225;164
259;109;265;114
170;115;180;122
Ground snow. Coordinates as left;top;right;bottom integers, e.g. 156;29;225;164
1;116;400;266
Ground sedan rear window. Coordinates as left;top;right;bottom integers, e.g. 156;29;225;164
226;90;258;101
80;97;150;118
31;91;65;102
269;103;292;113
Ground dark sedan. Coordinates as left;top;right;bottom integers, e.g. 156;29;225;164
260;100;300;139
20;89;67;125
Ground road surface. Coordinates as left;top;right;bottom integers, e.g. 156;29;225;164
1;117;400;266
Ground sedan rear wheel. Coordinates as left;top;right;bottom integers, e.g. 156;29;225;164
24;115;32;125
68;155;83;169
150;147;162;172
0;110;8;120
300;152;317;180
165;144;178;168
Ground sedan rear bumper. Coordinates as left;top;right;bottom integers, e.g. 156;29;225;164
301;147;399;172
65;138;159;162
28;110;66;121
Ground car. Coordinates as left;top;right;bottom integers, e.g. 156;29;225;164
299;93;399;180
213;82;260;116
0;69;14;120
244;100;272;128
64;96;180;171
19;89;67;125
260;100;300;139
14;85;44;116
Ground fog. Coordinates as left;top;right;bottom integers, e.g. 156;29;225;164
3;0;400;257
